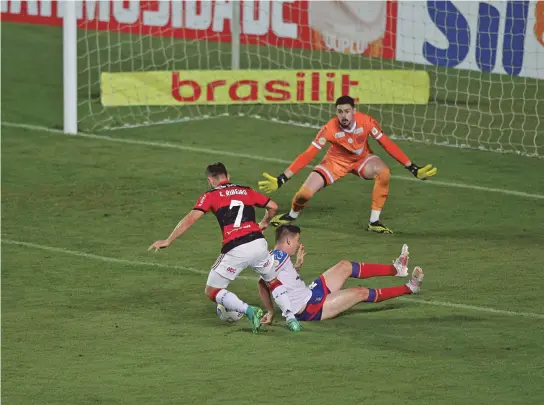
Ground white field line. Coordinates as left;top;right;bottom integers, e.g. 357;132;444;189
2;121;544;200
3;239;544;320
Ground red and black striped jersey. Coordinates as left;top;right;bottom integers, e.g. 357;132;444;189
193;181;270;253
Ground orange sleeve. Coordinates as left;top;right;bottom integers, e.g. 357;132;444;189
287;126;330;175
375;135;411;166
368;119;411;166
287;144;321;175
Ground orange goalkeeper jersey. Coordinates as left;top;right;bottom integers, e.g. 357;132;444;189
287;112;411;175
312;111;381;163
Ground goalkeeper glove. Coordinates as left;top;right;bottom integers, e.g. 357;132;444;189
258;172;289;193
406;163;437;180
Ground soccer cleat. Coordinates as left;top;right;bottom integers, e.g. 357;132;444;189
406;266;424;294
287;318;302;332
367;221;393;234
393;244;409;277
271;213;296;227
245;306;264;334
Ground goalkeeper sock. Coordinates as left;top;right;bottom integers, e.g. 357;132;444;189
370;209;381;222
352;262;396;278
288;209;300;219
364;285;412;302
214;289;248;313
371;168;390;211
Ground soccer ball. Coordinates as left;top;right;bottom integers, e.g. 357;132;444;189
216;304;244;322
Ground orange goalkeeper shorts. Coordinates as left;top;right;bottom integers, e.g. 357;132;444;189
313;154;380;186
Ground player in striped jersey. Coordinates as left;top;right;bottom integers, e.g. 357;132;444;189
149;163;302;333
258;225;424;324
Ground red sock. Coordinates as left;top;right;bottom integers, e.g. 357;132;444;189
375;285;411;302
351;262;396;279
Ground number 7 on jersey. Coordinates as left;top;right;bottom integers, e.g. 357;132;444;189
229;199;244;228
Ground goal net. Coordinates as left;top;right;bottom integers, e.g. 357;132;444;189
7;0;541;156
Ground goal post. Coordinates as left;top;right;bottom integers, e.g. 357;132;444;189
62;0;78;135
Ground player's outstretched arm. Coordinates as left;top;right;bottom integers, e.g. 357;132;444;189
259;199;278;231
258;143;321;193
148;209;205;252
257;279;275;324
372;127;437;180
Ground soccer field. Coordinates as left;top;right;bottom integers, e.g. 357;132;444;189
2;22;544;405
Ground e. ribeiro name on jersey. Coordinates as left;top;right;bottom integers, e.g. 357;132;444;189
193;182;270;253
271;249;312;314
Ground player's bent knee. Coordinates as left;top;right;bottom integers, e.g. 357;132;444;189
337;260;352;270
205;285;221;301
376;167;391;184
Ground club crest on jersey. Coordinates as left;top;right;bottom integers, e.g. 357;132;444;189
354;127;363;134
334;132;345;138
348;138;353;144
318;137;327;145
371;127;379;136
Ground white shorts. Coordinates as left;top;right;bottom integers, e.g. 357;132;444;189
206;238;275;288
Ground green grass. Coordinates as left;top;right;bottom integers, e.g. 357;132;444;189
2;21;544;405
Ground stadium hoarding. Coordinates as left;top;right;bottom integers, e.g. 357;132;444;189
100;70;430;106
0;0;398;60
395;0;544;79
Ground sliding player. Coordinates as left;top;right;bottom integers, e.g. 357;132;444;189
258;225;424;323
258;95;437;234
149;163;302;333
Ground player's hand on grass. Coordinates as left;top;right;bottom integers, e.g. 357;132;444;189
258;172;289;193
148;240;170;252
406;163;437;180
295;244;306;269
260;311;275;325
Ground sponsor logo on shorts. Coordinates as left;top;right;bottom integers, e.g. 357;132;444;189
226;267;237;274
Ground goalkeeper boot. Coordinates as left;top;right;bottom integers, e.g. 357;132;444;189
245;306;264;334
287;318;302;332
271;213;296;227
393;244;409;277
406;267;424;294
367;221;393;234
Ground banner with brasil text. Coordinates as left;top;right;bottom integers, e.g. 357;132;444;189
101;70;430;106
0;0;398;60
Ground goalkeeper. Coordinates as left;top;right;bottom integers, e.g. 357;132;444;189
258;96;437;234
